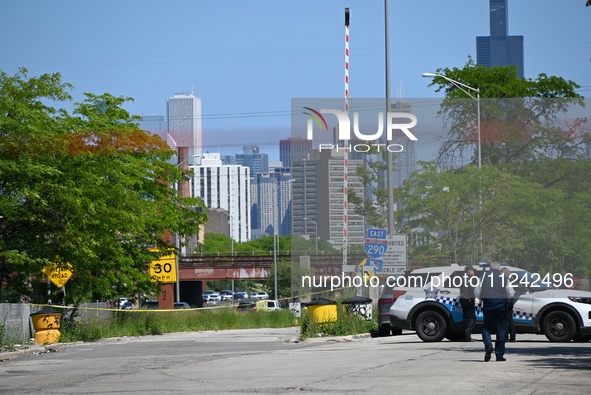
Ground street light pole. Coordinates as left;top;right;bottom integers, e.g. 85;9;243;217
272;182;282;301
384;0;395;235
219;209;234;255
422;73;481;169
303;217;318;253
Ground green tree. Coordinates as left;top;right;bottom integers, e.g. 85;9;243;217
396;162;561;266
417;59;590;274
264;258;292;300
426;58;583;167
0;68;207;303
347;147;393;229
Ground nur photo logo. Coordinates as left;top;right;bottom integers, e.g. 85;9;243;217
302;106;418;153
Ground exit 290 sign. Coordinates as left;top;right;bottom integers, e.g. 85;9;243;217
364;228;389;259
148;249;177;283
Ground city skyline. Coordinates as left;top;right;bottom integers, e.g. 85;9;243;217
1;1;589;163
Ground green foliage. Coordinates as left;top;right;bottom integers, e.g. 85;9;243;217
0;68;207;303
299;304;377;340
264;258;293;300
348;147;394;228
396;162;562;267
426;57;584;167
406;59;591;275
60;309;297;342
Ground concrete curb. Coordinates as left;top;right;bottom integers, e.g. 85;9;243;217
300;332;372;343
0;345;59;361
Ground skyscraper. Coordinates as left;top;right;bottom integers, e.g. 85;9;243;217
167;93;202;163
476;0;524;78
189;153;251;242
235;145;269;174
250;172;292;238
280;137;312;168
291;149;364;247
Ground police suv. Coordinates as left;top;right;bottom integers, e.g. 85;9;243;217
388;263;591;342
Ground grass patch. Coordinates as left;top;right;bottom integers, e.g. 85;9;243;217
299;304;378;341
59;308;298;342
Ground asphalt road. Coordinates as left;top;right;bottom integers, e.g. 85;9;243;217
1;328;590;394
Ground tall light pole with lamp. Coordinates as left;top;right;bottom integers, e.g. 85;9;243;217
303;217;318;253
422;73;481;169
218;209;234;256
272;179;293;300
217;209;235;292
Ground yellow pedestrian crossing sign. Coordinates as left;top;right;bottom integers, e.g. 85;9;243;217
42;262;73;288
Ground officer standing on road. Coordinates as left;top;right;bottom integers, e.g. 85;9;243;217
475;262;515;362
500;267;517;342
459;265;477;342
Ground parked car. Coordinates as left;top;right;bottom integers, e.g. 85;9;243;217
251;292;269;300
219;290;234;301
143;300;190;309
257;300;282;312
234;291;249;300
389;263;591;342
202;291;214;302
117;298;132;310
377;284;404;336
237;301;257;312
208;292;221;302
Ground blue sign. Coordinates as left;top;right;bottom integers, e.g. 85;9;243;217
364;228;388;259
364;259;383;272
367;228;387;239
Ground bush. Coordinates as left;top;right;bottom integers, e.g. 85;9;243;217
299;303;377;341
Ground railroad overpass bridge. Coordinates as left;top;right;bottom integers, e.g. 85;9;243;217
176;252;366;307
178;253;367;280
179;254;276;280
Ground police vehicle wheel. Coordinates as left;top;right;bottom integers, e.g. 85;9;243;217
415;310;447;342
543;311;576;342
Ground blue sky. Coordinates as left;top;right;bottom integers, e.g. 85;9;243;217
1;1;590;159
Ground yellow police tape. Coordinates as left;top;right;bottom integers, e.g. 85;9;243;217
29;285;356;312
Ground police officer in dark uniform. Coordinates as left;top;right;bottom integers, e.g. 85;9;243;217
475;262;515;362
459;265;477;342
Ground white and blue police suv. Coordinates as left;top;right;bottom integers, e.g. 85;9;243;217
388;263;591;342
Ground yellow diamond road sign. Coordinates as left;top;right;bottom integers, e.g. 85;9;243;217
42;263;73;288
149;248;177;283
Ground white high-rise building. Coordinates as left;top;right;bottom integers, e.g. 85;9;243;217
189;153;251;242
167;93;202;163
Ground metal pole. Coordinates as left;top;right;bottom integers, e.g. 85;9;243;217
477;89;481;169
230;214;234;256
314;221;318;253
422;73;481;168
304;217;319;253
273;184;278;301
343;8;350;270
385;0;394;235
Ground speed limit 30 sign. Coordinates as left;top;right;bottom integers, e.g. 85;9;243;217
148;249;177;283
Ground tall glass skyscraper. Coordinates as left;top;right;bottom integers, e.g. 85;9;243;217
476;0;524;78
167;93;202;164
